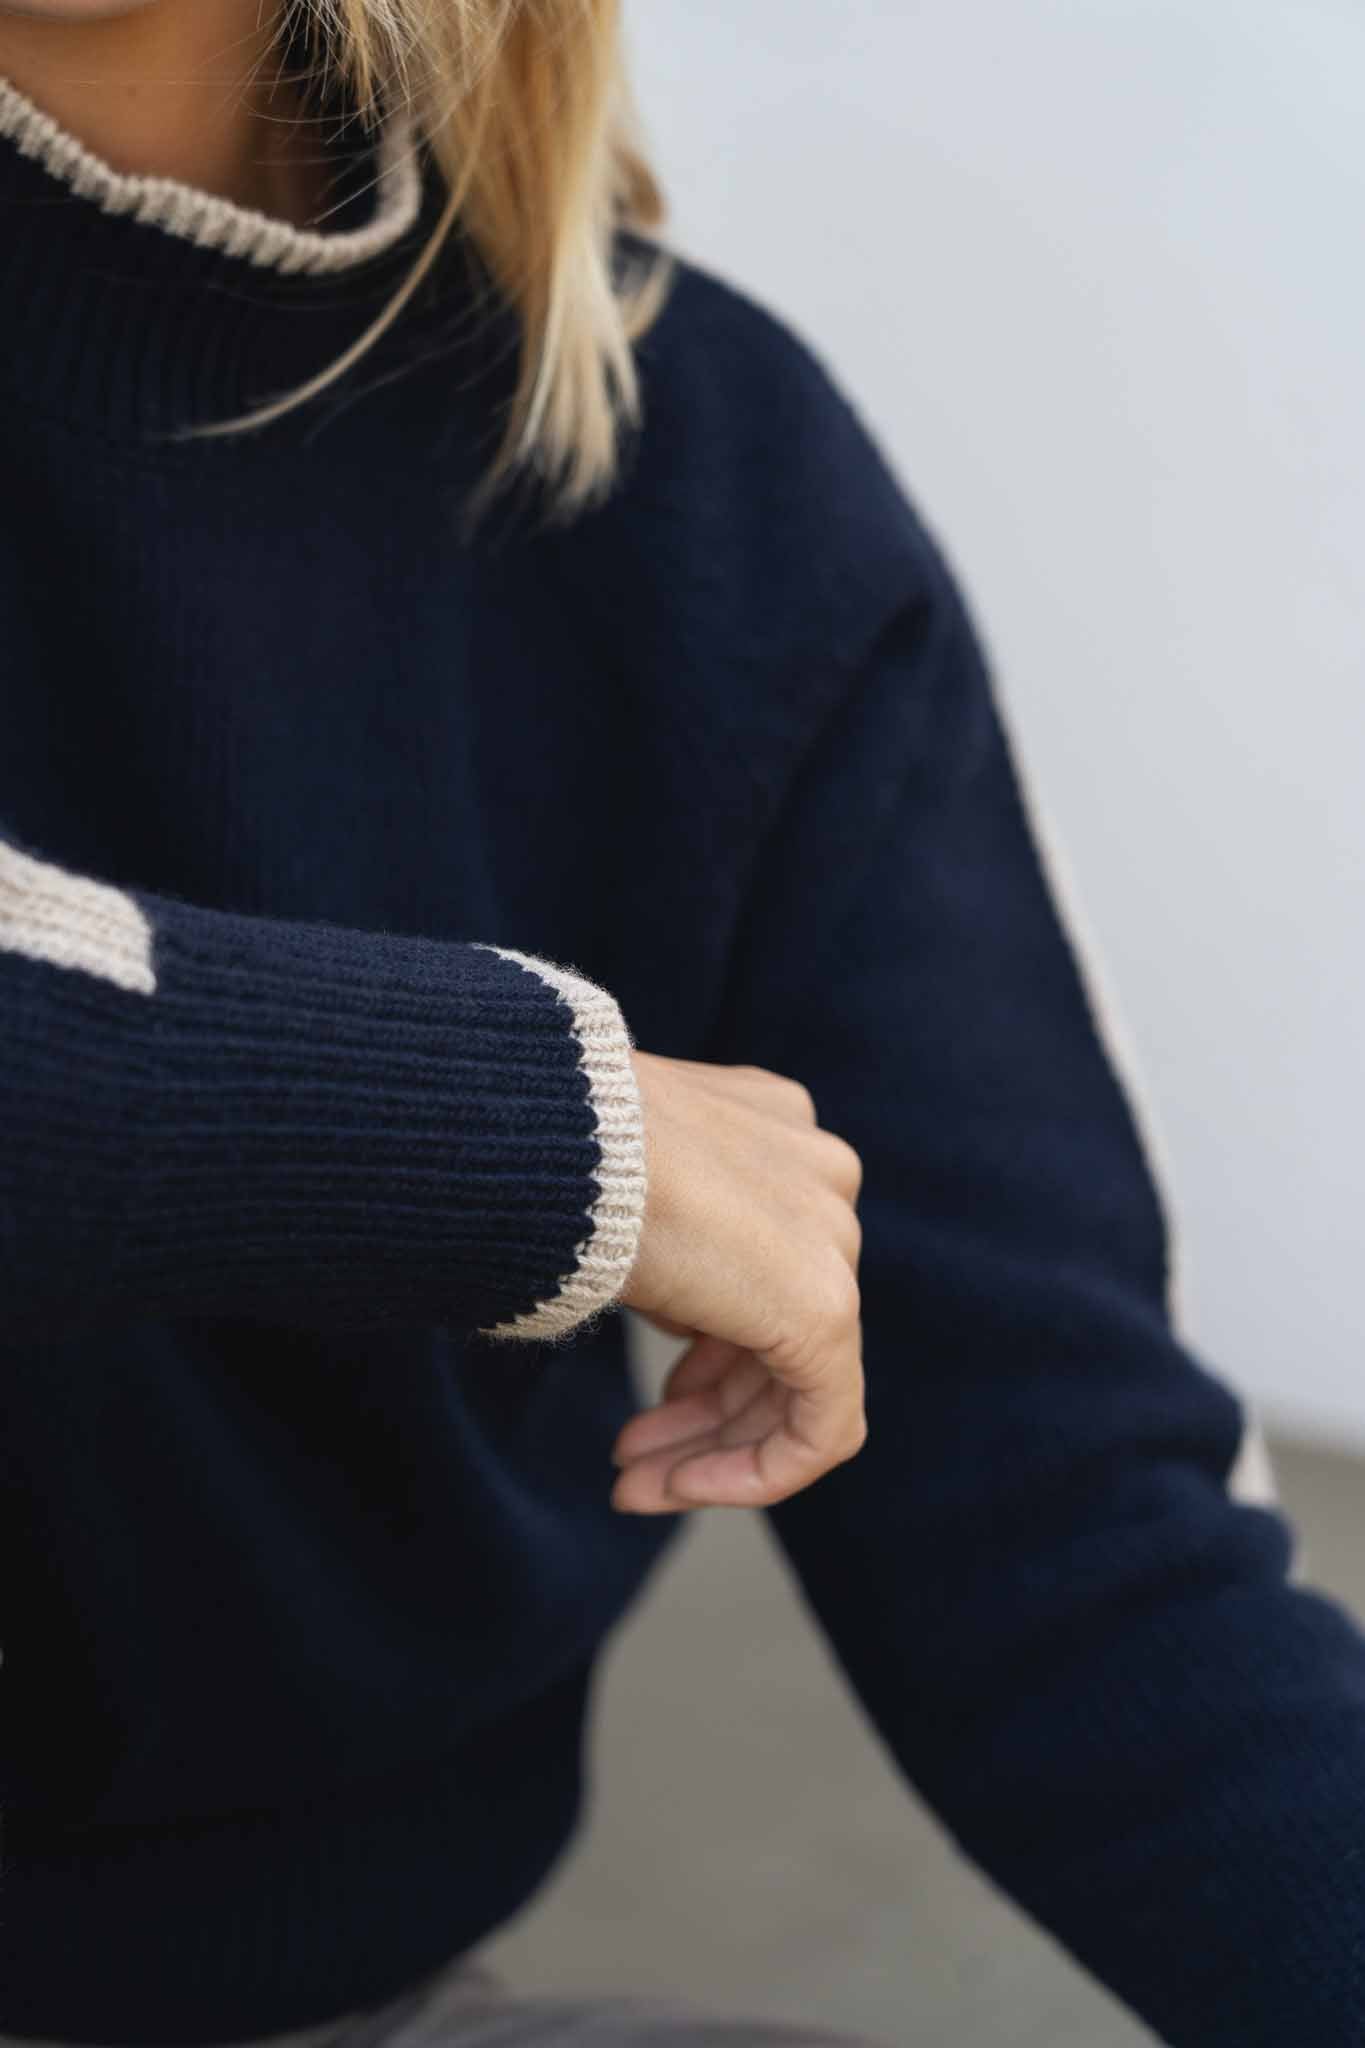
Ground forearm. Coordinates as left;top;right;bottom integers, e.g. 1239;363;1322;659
0;828;645;1340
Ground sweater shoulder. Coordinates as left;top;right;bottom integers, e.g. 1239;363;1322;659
529;244;962;953
589;237;941;674
630;240;860;437
626;238;877;452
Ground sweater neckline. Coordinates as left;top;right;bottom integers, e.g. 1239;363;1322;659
0;58;450;442
0;68;424;278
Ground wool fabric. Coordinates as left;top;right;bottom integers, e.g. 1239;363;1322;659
1;50;1363;2048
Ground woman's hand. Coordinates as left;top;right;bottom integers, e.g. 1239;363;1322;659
612;1050;867;1514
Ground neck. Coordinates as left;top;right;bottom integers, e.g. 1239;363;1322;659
0;0;327;225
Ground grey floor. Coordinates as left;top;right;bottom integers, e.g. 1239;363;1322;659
477;1323;1365;2046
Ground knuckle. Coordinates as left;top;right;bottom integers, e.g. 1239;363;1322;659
810;1256;861;1335
738;1064;817;1122
842;1208;863;1261
763;1250;862;1382
820;1129;864;1196
844;1416;870;1460
783;1076;818;1123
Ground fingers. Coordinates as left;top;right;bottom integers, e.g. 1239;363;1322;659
658;1356;866;1510
620;1048;867;1516
611;1343;771;1469
609;1331;867;1516
608;1337;763;1481
619;1436;771;1515
608;1377;783;1516
610;1378;860;1516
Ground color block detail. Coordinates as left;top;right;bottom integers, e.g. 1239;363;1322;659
0;838;154;994
989;682;1281;1510
472;945;648;1342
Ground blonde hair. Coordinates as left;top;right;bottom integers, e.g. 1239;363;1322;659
183;0;674;527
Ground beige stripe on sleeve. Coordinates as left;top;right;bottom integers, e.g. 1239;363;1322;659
0;837;155;995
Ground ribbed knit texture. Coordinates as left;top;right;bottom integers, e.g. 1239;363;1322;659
4;50;1365;2048
0;836;646;1342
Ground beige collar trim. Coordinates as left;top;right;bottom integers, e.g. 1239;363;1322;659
0;71;424;277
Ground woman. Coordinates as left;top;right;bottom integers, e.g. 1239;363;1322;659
2;3;1363;2045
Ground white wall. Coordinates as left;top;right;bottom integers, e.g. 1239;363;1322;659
627;0;1365;1447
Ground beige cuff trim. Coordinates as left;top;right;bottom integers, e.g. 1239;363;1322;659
473;946;648;1344
0;838;155;994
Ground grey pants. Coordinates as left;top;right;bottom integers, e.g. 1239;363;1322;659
0;1939;889;2048
222;1945;889;2048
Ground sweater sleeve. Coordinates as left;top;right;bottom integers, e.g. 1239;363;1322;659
0;824;645;1345
708;547;1365;2046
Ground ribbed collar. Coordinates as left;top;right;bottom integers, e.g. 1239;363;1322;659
0;53;451;440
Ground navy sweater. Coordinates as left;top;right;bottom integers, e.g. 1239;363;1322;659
3;57;1365;2048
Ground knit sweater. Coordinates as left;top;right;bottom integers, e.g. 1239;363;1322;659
2;51;1365;2048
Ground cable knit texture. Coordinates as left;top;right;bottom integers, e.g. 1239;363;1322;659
2;48;1363;2048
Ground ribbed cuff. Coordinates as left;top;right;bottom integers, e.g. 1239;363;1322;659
470;946;647;1342
106;897;647;1339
